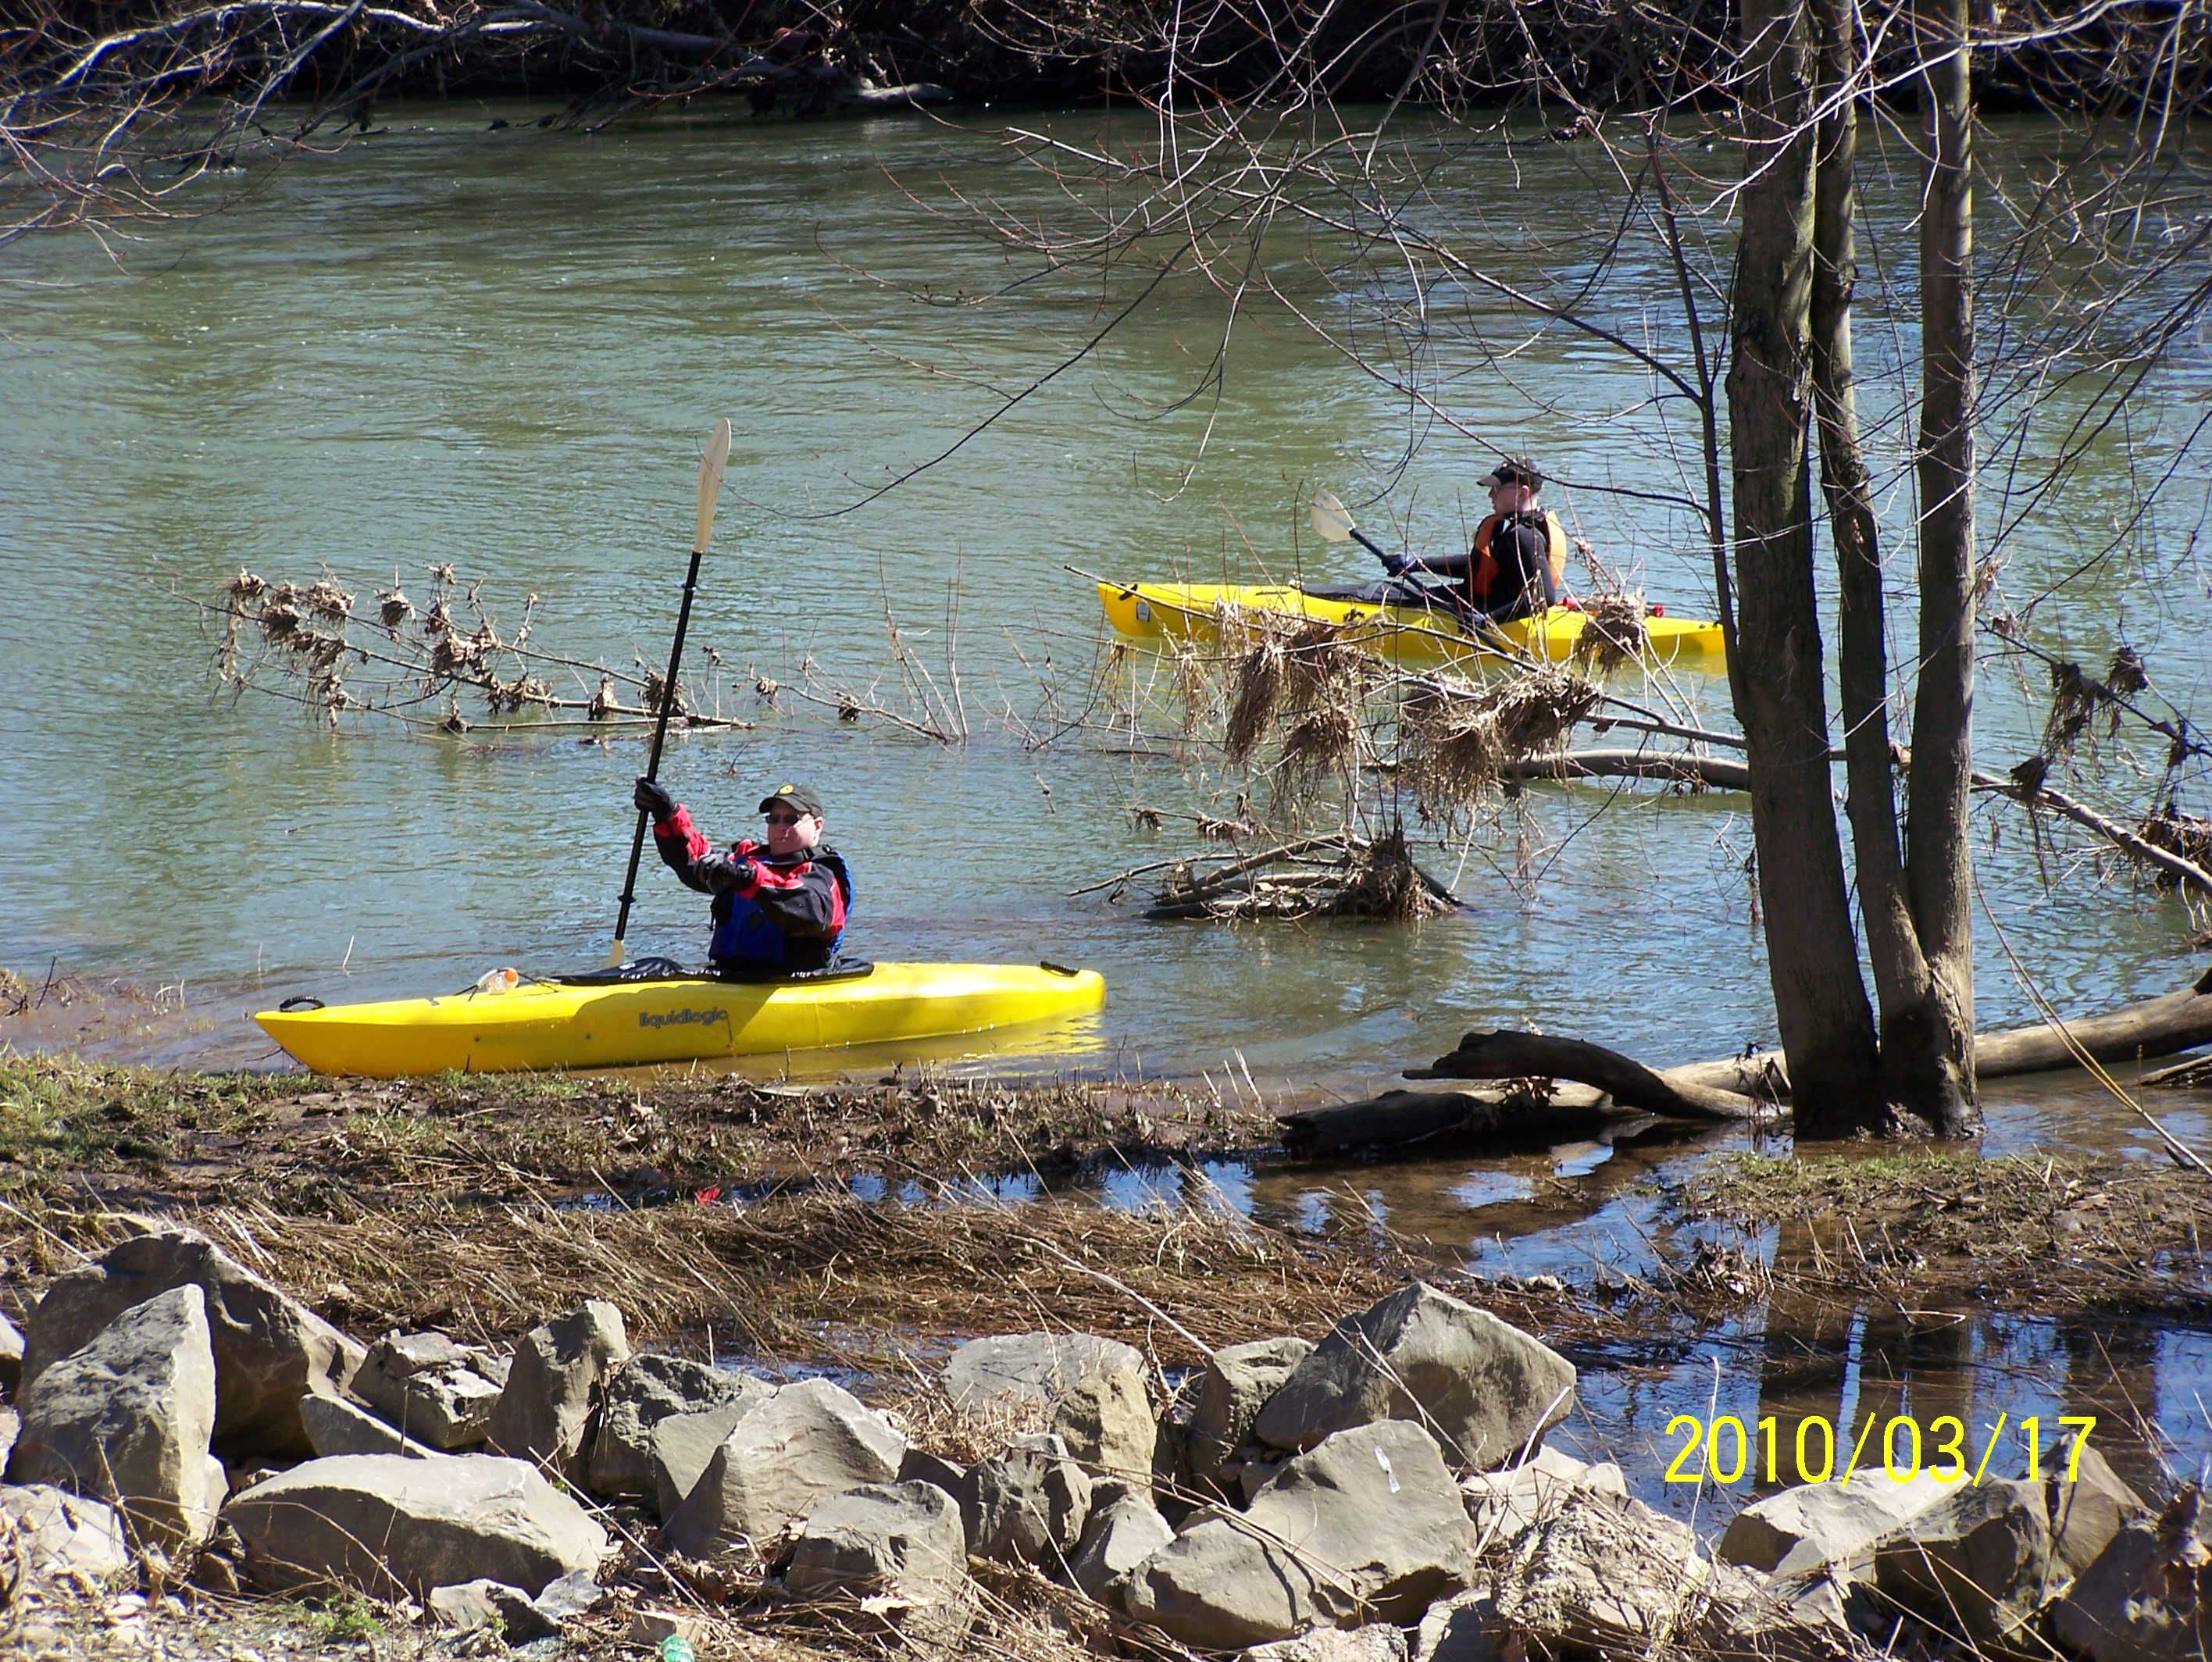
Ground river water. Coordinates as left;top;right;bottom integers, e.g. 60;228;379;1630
5;102;2211;1518
4;104;2206;1097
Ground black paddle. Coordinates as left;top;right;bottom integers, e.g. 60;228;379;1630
608;418;733;968
1310;487;1514;651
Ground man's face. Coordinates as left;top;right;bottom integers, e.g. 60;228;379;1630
762;803;823;858
1490;479;1539;515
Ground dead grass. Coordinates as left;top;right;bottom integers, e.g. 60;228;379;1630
1569;593;1649;675
1403;667;1601;811
0;1056;1278;1214
1675;1149;2212;1314
0;1183;1440;1373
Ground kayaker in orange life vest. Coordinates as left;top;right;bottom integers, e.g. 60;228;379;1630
630;778;853;972
1380;457;1593;622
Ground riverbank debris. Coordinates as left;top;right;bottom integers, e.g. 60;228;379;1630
1140;827;1458;922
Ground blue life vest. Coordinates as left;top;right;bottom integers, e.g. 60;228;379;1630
708;853;853;969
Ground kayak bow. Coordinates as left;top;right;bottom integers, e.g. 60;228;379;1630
255;961;1107;1078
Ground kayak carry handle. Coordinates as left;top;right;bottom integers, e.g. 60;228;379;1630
277;995;326;1012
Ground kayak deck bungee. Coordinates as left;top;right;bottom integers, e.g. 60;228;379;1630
255;961;1107;1079
1097;580;1728;672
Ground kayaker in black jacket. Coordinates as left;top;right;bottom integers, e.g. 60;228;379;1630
632;778;853;972
1382;457;1590;622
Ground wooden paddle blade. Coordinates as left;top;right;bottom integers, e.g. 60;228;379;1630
605;937;626;968
1311;487;1356;544
693;418;733;554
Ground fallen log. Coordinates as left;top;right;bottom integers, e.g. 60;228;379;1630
1975;961;2212;1076
1276;1083;1618;1157
1305;965;2212;1148
1498;749;1750;790
1418;1031;1768;1122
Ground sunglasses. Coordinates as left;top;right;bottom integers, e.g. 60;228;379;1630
764;810;811;826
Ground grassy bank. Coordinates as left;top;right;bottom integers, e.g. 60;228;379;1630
9;1054;2211;1365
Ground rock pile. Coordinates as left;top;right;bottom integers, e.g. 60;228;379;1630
1;1245;2194;1662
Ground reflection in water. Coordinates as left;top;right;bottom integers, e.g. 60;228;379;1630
683;1087;2209;1521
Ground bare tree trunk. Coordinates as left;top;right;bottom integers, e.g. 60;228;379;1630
1901;0;1982;1135
1728;0;1882;1129
1810;0;1950;1134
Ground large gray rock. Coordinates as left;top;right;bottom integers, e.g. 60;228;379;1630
299;1393;437;1460
353;1333;505;1450
966;1432;1091;1566
2056;1487;2212;1662
587;1353;769;1500
787;1480;975;1645
1460;1446;1626;1557
1873;1476;2051;1646
2050;1447;2146;1582
1249;1627;1411;1662
1126;1419;1476;1649
943;1332;1153;1482
663;1378;904;1558
944;1332;1143;1414
652;1399;772;1519
225;1452;607;1599
487;1301;630;1480
1251;1284;1575;1472
1069;1485;1176;1609
1718;1467;1950;1580
21;1225;362;1460
1190;1336;1313;1485
1493;1485;1743;1653
12;1284;225;1548
0;1483;132;1579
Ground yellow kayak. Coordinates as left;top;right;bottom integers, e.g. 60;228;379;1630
1097;580;1727;672
255;961;1107;1079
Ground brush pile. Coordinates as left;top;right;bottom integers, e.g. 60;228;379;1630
1222;616;1373;780
1401;665;1602;814
1568;593;1650;674
1146;827;1457;921
2139;804;2212;891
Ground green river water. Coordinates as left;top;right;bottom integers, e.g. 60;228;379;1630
1;105;2207;1126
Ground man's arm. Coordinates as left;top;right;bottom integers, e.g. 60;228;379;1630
1393;551;1475;580
650;805;737;897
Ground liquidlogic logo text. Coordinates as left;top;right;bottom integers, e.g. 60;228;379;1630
638;1008;725;1029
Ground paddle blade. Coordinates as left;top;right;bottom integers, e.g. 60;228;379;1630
692;418;733;554
1311;487;1356;544
605;936;626;968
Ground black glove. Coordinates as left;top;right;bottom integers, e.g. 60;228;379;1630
633;776;676;820
1382;552;1411;576
720;854;758;890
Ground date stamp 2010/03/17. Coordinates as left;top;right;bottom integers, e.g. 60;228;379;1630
1661;1413;2096;1486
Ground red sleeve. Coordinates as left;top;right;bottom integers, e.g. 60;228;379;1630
651;804;719;893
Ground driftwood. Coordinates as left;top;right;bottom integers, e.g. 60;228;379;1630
1975;961;2212;1075
1290;965;2212;1152
1497;749;1750;790
1419;1031;1768;1122
1277;1084;1620;1157
1974;771;2212;893
2142;1053;2212;1089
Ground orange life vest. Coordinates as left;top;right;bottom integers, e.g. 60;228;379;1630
1471;510;1570;605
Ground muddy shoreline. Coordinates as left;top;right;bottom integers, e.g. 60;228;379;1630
6;1051;2210;1354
